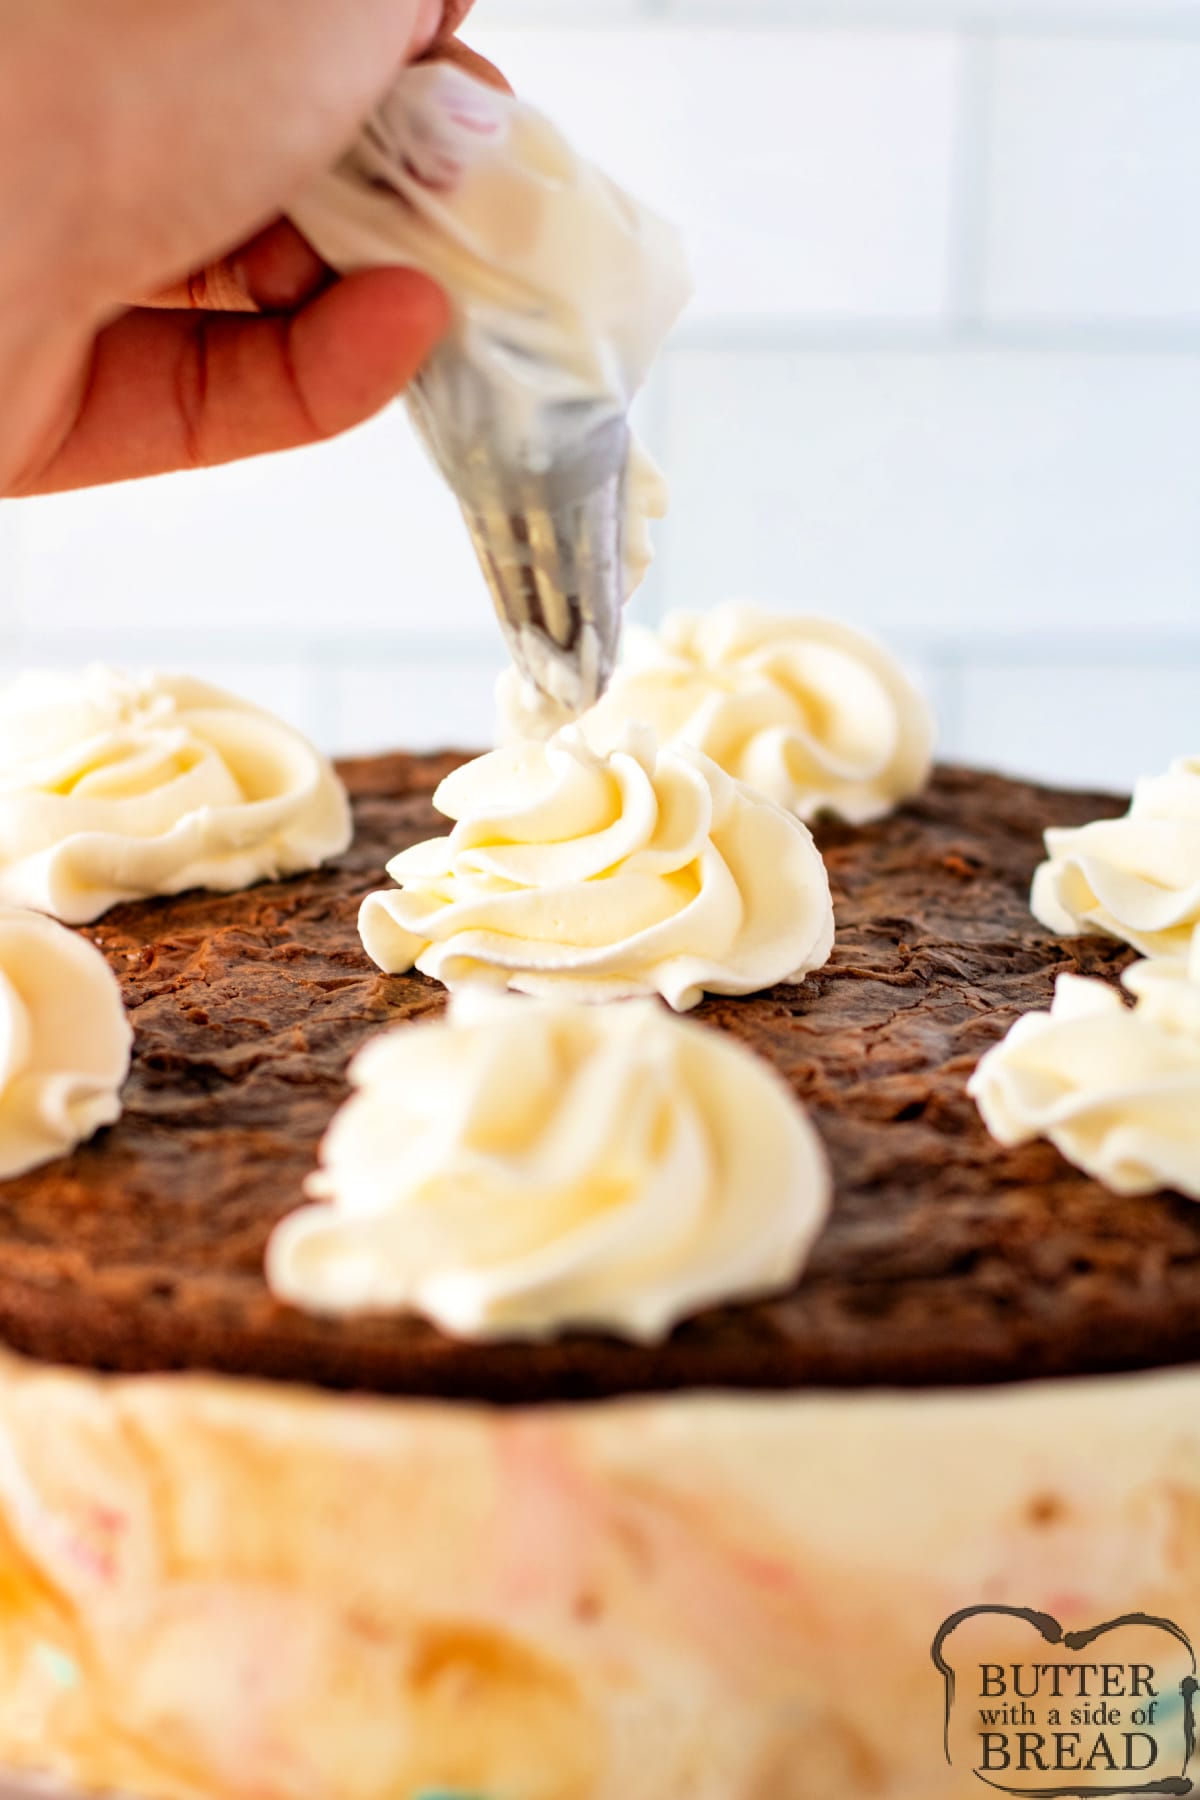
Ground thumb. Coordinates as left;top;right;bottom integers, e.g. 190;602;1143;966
15;267;451;495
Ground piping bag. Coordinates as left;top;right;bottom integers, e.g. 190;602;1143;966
290;59;692;719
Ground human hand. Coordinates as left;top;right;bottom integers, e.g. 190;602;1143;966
0;0;483;497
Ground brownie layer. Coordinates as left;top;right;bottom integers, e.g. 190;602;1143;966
0;755;1178;1401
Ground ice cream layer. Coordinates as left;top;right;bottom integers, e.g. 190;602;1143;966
0;1353;1196;1800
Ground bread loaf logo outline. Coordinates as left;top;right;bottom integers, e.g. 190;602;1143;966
931;1606;1198;1796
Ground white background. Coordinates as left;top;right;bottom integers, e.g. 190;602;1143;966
2;0;1199;791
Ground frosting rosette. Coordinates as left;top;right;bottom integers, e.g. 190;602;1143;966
358;727;835;1010
498;603;935;824
0;908;131;1178
1032;757;1200;960
969;951;1200;1198
0;668;352;924
267;990;832;1339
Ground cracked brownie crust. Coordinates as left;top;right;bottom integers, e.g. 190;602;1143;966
0;754;1184;1402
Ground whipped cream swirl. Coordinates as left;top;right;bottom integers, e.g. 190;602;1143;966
498;604;935;824
1032;757;1200;960
267;991;832;1339
0;669;352;924
0;909;131;1178
359;727;835;1011
969;951;1200;1198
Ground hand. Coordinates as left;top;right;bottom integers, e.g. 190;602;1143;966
0;0;483;497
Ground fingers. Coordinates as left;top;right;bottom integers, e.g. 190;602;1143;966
235;220;332;312
64;0;459;314
143;220;331;315
15;267;449;496
412;0;448;54
440;3;479;36
141;264;259;315
142;27;508;321
415;0;483;52
427;37;511;94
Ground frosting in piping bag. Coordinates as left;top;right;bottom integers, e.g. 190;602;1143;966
290;59;692;713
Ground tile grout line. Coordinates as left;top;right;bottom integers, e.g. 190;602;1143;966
8;631;510;667
932;652;965;757
11;626;1200;668
631;4;1200;40
665;319;1200;354
945;28;994;329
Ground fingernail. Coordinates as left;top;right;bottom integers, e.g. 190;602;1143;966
208;260;258;314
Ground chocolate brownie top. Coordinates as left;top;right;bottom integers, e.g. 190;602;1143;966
0;753;1183;1402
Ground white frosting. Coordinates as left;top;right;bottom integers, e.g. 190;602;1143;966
359;727;835;1012
290;60;690;613
622;440;671;606
499;605;935;824
267;990;831;1339
497;672;576;747
0;668;352;925
969;950;1200;1198
0;909;131;1178
1032;756;1200;960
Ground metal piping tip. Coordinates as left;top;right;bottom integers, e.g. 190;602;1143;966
462;445;627;715
408;358;630;720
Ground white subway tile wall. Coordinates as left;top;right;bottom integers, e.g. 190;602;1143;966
671;2;1200;21
1;0;1198;789
11;410;486;640
957;660;1200;790
984;39;1200;322
660;347;1200;637
466;27;963;322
